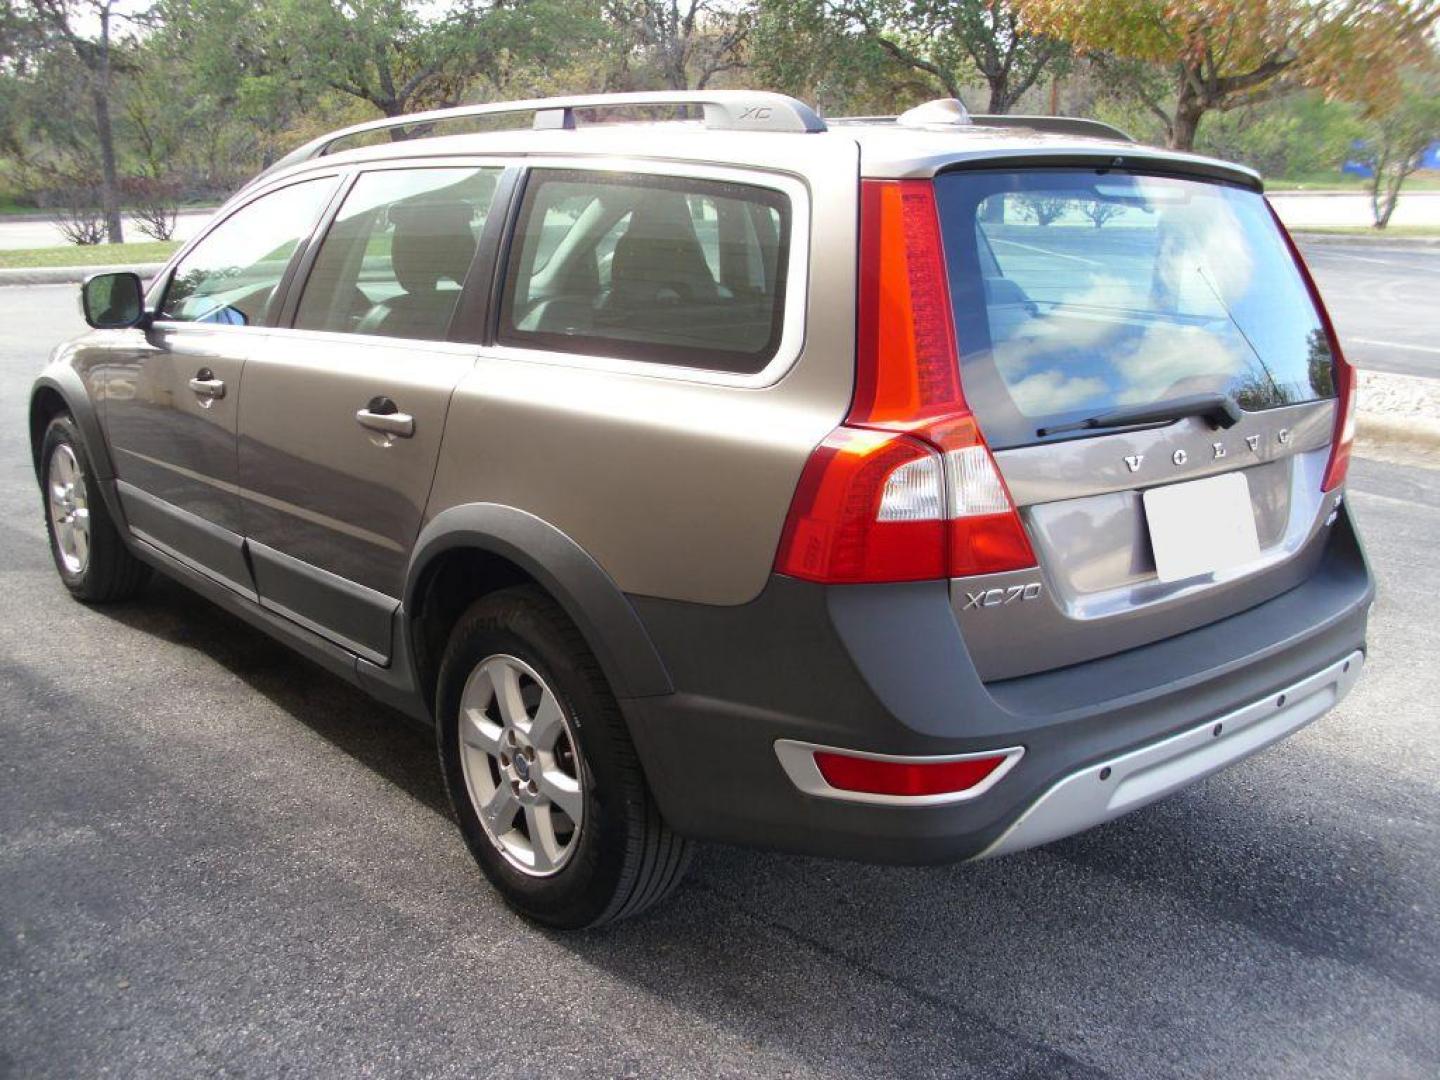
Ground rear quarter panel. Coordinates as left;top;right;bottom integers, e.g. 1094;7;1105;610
426;142;860;605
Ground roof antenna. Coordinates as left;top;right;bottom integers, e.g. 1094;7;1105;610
897;97;971;127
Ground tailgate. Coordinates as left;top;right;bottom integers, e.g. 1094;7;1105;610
933;166;1345;680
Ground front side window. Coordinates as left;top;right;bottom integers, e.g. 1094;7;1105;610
498;169;791;374
160;178;336;326
294;166;502;340
935;169;1335;448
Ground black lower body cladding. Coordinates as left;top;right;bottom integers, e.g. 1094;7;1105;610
621;507;1374;864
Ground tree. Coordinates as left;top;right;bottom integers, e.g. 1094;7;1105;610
1016;193;1067;224
1019;0;1439;151
26;0;140;242
1082;198;1121;227
1358;71;1440;228
255;0;486;118
602;1;751;91
236;0;590;122
827;0;1068;114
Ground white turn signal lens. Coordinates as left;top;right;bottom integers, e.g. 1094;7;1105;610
944;445;1010;516
877;455;944;521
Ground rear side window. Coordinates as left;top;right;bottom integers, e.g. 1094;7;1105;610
935;169;1335;448
498;169;791;374
160;177;336;326
294;166;501;340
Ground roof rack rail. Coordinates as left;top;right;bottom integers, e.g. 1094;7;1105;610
255;91;827;184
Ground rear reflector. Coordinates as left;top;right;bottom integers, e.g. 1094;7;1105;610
813;750;1010;797
773;178;1036;584
774;740;1025;804
1269;203;1354;492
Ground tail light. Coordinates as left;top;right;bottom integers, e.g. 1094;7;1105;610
775;178;1035;583
1269;204;1355;491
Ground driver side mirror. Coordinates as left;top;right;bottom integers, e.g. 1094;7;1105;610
81;271;148;330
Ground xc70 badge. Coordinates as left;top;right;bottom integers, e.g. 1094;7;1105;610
963;582;1043;610
1123;428;1290;473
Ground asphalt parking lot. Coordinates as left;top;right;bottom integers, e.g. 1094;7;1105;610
1303;241;1440;379
2;283;1438;1078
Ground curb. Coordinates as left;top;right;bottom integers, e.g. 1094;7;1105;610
0;263;165;286
1271;189;1440;199
1356;411;1440;451
1292;232;1440;248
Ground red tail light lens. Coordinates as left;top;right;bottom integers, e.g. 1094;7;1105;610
1325;370;1356;492
775;428;946;583
813;749;1011;797
774;178;1035;583
852;179;964;426
1268;204;1355;491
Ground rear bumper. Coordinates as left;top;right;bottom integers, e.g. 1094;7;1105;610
979;648;1363;858
622;505;1373;864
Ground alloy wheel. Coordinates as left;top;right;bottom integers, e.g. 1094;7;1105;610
47;442;90;575
458;654;585;877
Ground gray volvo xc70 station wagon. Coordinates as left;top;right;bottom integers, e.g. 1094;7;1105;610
30;91;1373;927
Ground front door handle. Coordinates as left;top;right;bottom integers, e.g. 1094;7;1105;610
356;397;415;438
188;370;226;399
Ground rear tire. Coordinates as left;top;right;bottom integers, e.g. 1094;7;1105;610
40;414;149;603
437;585;691;928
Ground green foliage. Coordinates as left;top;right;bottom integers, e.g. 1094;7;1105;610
750;0;926;114
1194;93;1364;180
780;0;1067;114
1356;71;1440;227
0;0;1433;217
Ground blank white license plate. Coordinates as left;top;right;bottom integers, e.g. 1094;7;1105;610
1143;471;1261;584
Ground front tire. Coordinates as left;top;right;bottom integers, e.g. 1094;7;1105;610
40;414;148;603
437;586;691;928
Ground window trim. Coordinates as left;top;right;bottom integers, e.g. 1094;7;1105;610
486;159;811;389
146;171;345;333
275;158;521;345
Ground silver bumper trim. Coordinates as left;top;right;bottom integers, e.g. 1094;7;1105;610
978;649;1365;859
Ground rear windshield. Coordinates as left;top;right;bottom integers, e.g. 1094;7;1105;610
934;169;1334;448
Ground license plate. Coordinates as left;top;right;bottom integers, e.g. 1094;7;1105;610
1143;471;1261;584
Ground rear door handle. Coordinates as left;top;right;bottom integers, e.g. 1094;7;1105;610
188;371;226;399
356;398;415;438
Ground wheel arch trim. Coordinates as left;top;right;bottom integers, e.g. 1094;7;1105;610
30;368;115;480
30;367;129;533
405;504;673;701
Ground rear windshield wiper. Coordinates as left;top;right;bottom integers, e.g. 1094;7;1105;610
1037;392;1243;438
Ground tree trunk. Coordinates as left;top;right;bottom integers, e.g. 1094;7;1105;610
1169;103;1206;151
1374;170;1405;229
92;89;124;244
1168;73;1206;152
986;74;1010;114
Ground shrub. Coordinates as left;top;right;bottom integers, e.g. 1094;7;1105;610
123;176;182;241
49;189;105;245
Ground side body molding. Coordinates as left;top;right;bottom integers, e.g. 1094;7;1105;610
405;504;673;700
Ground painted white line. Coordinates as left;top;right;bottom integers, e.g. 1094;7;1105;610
989;237;1106;267
1330;253;1410;267
1307;249;1440;268
1350;338;1440;355
1349;488;1440;513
